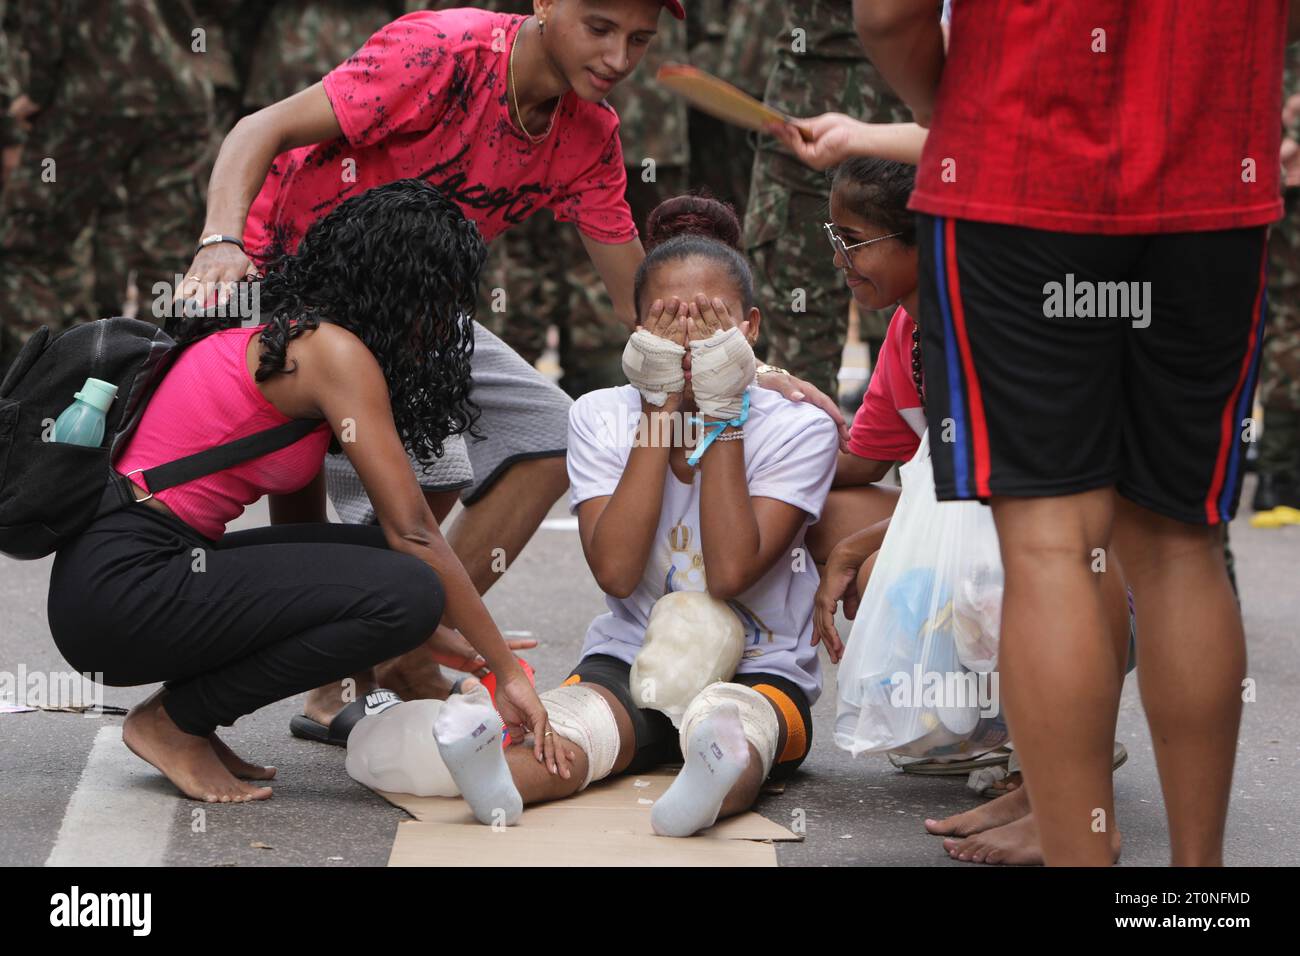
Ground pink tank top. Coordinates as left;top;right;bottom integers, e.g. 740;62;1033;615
115;325;333;539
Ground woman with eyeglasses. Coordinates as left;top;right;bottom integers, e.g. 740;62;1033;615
800;156;923;668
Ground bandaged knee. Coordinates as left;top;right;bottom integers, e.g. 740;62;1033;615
622;329;686;406
680;682;780;779
630;591;745;726
689;328;757;419
539;684;620;790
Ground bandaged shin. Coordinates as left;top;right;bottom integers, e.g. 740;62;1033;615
680;682;780;779
689;328;757;419
622;329;686;406
630;591;745;727
539;684;620;789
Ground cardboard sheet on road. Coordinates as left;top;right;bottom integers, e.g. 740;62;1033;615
388;819;777;866
376;768;799;865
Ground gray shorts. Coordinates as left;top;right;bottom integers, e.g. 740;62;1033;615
325;322;571;525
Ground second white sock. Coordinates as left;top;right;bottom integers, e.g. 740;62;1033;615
651;701;750;837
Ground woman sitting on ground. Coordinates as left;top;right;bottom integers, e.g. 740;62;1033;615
430;196;840;835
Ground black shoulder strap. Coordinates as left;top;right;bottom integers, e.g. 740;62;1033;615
138;418;323;494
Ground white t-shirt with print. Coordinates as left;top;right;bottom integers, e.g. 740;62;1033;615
566;385;840;702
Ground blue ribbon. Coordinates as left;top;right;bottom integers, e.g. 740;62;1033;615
687;390;750;467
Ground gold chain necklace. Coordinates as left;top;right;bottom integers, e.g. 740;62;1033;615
509;19;554;145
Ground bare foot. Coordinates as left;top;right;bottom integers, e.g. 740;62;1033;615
925;783;1030;836
375;648;454;701
941;813;1122;866
458;675;482;694
374;624;537;702
983;770;1022;795
209;734;276;781
302;671;378;726
122;692;271;803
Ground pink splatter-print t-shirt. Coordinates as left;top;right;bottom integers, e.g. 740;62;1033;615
244;8;637;260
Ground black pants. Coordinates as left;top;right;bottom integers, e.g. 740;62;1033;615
47;505;444;736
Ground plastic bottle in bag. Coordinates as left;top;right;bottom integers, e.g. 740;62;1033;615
52;378;118;447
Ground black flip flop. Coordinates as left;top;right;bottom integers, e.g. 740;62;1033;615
289;689;402;746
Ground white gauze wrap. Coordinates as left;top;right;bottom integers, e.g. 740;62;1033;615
689;327;757;419
630;591;745;727
539;684;620;790
622;329;686;406
680;682;781;779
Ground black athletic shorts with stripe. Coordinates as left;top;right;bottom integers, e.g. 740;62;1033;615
917;214;1270;525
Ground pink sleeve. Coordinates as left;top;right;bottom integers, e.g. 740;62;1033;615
550;123;638;244
322;15;463;147
846;309;923;462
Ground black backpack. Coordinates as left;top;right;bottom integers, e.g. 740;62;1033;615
0;318;321;560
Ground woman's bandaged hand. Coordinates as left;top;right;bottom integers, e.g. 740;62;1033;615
690;328;756;419
623;329;686;406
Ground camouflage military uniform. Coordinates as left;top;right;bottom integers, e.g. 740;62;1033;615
687;0;780;219
0;0;21;163
1256;41;1300;509
243;1;404;110
742;0;911;398
684;0;736;211
707;0;782;219
0;0;213;369
478;1;688;398
191;1;268;195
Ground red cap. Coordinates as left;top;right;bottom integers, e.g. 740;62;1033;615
662;1;685;19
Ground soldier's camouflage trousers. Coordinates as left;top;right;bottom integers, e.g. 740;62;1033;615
743;55;908;398
0;112;207;369
478;166;688;399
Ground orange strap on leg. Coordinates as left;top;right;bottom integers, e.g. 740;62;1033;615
751;683;808;765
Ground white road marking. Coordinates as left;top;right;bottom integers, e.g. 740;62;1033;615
45;725;175;867
539;517;579;531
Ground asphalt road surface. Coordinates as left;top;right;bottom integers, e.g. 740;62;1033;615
2;477;1296;867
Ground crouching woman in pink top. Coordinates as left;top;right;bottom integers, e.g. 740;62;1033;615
46;179;558;804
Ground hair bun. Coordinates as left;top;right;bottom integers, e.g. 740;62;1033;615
644;194;742;252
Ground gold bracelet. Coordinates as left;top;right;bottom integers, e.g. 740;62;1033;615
755;363;789;381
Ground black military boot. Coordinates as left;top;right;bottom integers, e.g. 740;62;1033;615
1253;473;1280;512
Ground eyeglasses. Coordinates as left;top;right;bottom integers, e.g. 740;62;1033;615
823;222;903;261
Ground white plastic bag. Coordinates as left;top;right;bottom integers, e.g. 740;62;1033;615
834;432;1009;759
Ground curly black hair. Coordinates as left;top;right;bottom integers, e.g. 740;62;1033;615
175;179;487;464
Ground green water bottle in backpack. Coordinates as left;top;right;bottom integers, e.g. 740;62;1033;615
51;378;119;447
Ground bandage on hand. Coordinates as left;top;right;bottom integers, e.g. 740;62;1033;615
689;327;756;420
623;329;686;407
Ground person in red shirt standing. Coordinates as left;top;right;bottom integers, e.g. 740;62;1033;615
790;0;1289;865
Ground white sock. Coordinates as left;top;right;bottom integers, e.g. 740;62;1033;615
432;685;522;826
651;701;750;837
